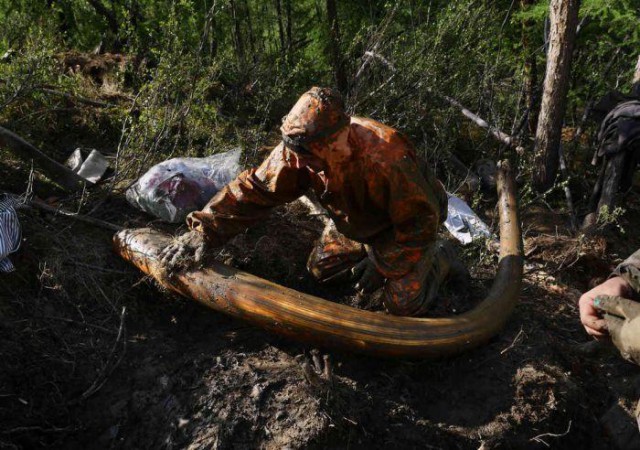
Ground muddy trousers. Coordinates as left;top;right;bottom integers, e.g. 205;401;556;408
306;221;459;317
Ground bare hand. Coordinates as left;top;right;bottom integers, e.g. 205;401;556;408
579;276;633;339
159;230;208;271
351;258;384;294
594;295;640;365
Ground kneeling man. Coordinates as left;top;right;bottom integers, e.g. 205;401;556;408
161;87;464;316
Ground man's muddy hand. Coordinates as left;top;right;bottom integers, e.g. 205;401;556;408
159;230;209;271
594;295;640;365
579;276;634;339
351;258;384;294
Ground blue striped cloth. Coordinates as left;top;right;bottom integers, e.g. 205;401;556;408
0;194;21;273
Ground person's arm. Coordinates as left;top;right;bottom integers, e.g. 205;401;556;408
579;249;640;338
187;143;310;242
368;156;446;280
611;249;640;292
160;144;309;270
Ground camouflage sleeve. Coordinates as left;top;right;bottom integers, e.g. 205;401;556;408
611;249;640;293
186;143;309;242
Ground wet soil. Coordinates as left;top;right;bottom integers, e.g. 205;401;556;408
2;171;640;449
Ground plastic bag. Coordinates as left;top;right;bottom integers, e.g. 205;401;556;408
126;149;242;223
65;148;109;183
444;193;491;245
0;194;21;273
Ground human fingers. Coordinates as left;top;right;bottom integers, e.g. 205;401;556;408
355;267;375;293
160;243;179;265
350;259;367;281
594;295;640;320
168;245;191;269
579;294;609;338
194;244;205;264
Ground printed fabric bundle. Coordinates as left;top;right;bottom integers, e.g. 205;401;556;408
0;194;21;273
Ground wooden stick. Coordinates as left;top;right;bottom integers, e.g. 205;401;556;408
427;89;526;153
39;88;116;108
27;199;123;232
0;126;89;192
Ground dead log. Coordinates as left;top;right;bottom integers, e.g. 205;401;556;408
113;162;522;359
0;125;89;192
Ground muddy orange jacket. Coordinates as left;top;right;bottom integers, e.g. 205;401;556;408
187;117;447;280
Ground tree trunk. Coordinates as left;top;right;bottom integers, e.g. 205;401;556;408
229;0;245;65
632;55;640;95
521;0;539;136
532;0;580;192
275;0;286;61
241;0;256;58
87;0;122;50
285;0;292;52
325;0;348;94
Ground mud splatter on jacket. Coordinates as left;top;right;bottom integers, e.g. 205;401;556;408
187;117;447;281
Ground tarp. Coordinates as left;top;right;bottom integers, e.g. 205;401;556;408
444;193;491;245
126;149;243;223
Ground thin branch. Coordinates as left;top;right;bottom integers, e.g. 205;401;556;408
39;88;116;108
27;199;123;232
8;193;123;231
0;125;89;192
434;91;525;153
530;420;572;447
73;307;127;403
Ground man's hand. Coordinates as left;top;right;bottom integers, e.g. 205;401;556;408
159;230;210;271
579;276;634;338
594;295;640;365
351;258;384;294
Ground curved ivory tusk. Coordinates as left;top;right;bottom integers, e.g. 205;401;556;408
113;161;522;358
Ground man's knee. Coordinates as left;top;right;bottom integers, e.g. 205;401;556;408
383;276;432;317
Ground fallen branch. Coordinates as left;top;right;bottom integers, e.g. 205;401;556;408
0;126;89;192
39;88;116;108
26;199;123;232
434;90;578;231
427;89;525;153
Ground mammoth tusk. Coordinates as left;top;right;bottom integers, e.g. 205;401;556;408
113;161;523;358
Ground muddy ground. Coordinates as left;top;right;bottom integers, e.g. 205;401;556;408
2;154;640;450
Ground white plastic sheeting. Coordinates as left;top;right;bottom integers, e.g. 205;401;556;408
126;149;243;223
444;193;491;245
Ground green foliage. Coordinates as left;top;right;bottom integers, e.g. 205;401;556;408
0;0;636;194
597;205;627;233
